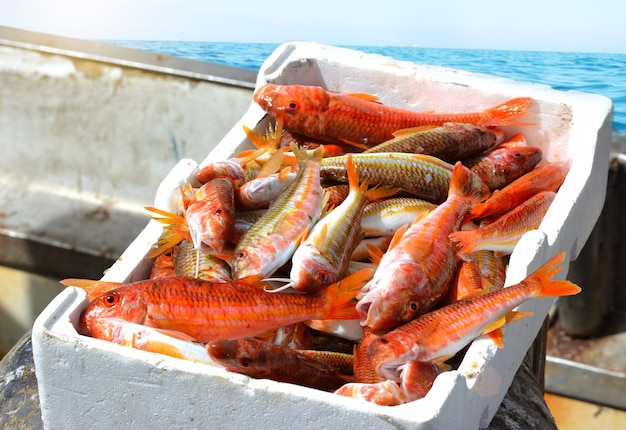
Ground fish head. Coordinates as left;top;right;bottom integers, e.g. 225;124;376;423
232;241;280;279
195;159;245;184
399;360;444;400
289;250;342;293
207;338;271;376
78;286;148;337
85;317;126;343
367;332;418;382
253;84;330;129
489;146;543;184
357;274;427;332
185;199;235;255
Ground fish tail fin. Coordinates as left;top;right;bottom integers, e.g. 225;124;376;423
485;97;534;126
290;141;324;164
448;229;478;259
321;269;373;320
448;162;490;203
145;203;196;258
526;252;582;297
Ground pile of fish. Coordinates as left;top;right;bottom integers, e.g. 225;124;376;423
66;83;581;407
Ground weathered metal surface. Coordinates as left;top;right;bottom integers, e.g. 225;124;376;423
0;331;43;430
0;26;256;274
546;144;626;410
546;355;626;411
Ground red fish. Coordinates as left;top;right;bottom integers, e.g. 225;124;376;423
91;317;216;365
464;146;542;190
449;191;556;260
207;337;353;391
368;252;580;380
356;162;490;332
254;84;533;147
184;178;236;254
288;155;393;293
468;162;568;220
334;359;443;406
76;269;371;343
149;247;176;279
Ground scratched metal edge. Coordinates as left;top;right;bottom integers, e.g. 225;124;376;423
544;355;626;411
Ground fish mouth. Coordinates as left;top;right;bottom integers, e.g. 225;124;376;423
206;339;237;360
188;225;224;254
377;360;403;382
356;297;379;327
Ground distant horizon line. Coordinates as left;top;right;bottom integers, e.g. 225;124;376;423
98;39;625;56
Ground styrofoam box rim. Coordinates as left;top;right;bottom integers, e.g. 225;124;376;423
32;41;613;429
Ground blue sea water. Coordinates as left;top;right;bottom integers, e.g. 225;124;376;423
106;40;626;135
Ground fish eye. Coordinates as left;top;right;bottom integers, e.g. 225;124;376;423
379;337;389;344
104;292;119;307
317;271;328;282
407;301;418;313
239;359;250;368
164;251;172;257
215;208;222;215
514;152;521;157
287;101;299;110
236;251;246;260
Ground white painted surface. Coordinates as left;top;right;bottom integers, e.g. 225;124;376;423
32;41;613;429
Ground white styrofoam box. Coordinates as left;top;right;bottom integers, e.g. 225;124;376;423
32;41;613;429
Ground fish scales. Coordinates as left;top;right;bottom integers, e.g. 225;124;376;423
321;153;456;204
207;337;353;391
363;122;503;161
254;84;533;147
450;191;557;258
361;197;436;237
77;270;370;343
356;162;490;332
290;154;378;292
369;252;581;380
232;143;325;279
464;146;542;191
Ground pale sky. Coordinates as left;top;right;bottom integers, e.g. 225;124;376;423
2;0;625;54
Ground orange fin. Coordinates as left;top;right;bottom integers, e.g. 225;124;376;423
311;223;329;249
321;269;373;320
487;328;505;348
278;166;293;181
529;253;582;297
61;278;122;301
387;223;409;251
485;97;535;126
256;150;284;178
433;355;454;371
365;185;400;202
338;137;371;151
448;229;478;258
365;243;385;265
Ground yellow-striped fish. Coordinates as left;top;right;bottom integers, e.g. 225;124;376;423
231;143;325;279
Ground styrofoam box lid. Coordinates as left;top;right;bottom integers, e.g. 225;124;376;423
32;41;613;429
